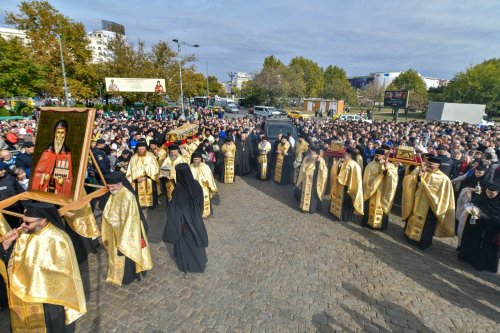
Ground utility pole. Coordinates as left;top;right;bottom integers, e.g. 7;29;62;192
56;35;70;106
206;61;210;107
228;72;236;96
172;39;199;116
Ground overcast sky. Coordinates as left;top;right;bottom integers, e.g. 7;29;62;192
2;0;499;82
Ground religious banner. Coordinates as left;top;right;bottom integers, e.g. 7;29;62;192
105;78;166;93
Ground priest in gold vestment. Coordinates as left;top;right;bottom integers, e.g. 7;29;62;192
190;152;218;218
274;136;293;185
402;157;455;249
1;213;11;308
293;136;309;184
1;202;86;332
294;146;328;213
126;141;160;208
160;144;185;202
257;136;272;180
329;148;364;222
102;172;153;286
362;149;398;230
149;139;167;166
219;137;237;184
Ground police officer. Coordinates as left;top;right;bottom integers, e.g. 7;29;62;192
15;142;34;178
92;139;111;178
0;162;22;228
436;145;453;177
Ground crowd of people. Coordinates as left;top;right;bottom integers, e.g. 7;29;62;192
0;106;499;331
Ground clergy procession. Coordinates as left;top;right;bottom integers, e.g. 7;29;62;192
0;107;498;331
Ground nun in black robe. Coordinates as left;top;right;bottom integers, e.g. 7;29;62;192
458;182;500;273
162;163;208;273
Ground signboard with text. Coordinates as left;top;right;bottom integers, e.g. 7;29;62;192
105;78;166;93
383;90;409;108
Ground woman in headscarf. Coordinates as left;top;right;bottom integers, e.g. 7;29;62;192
162;163;208;273
458;182;500;273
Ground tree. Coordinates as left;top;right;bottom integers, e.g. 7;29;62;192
253;55;288;105
6;0;97;99
387;69;428;112
289;56;324;97
360;82;385;112
207;76;224;96
322;65;358;106
443;58;500;116
0;36;45;97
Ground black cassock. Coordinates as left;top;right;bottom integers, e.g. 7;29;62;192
458;192;500;273
235;138;253;176
275;150;295;186
163;164;208;273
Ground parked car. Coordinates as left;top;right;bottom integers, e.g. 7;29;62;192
264;119;298;143
336;114;372;124
225;104;239;113
287;110;310;120
254;106;281;117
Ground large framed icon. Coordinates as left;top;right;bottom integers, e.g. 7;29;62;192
0;107;108;217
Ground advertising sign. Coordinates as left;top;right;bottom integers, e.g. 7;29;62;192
383;90;409;108
105;78;166;93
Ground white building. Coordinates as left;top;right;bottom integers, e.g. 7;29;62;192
87;29;117;63
0;27;31;45
233;72;252;89
368;71;447;90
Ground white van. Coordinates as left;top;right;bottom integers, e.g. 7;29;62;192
254;106;281;117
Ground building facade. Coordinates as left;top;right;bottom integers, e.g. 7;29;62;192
233;72;252;89
0;27;30;45
87;29;117;63
349;71;448;90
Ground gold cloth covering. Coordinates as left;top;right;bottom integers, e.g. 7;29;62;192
0;214;11;284
190;162;218;218
257;141;272;180
274;142;290;183
402;167;455;241
152;148;167;167
356;153;364;173
64;198;100;239
127;152;160;207
296;156;327;212
161;155;185;201
6;223;86;329
221;143;236;183
330;159;364;218
362;161;398;228
102;186;153;286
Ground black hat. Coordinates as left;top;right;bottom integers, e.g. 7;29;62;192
169;144;179;151
476;164;487;171
122;149;131;155
105;171;124;184
24;202;65;230
23;142;34;148
261;136;267;141
427;156;441;164
225;136;234;142
486;182;500;191
149;139;158;146
96;139;106;144
344;148;357;158
381;144;391;151
309;145;321;153
375;149;386;155
203;139;210;144
174;140;183;145
242;129;249;134
192;151;203;159
437;145;447;151
136;141;147;148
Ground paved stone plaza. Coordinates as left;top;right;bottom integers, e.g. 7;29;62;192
1;175;499;332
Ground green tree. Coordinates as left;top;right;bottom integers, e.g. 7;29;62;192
254;55;288;105
6;0;97;99
0;36;45;97
241;80;264;106
322;65;358;106
289;56;324;97
443;58;500;116
207;76;224;96
387;69;428;112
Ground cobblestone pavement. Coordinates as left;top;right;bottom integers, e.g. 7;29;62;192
1;174;499;332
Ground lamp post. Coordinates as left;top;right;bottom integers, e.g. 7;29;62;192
172;39;199;116
206;61;210;107
56;35;70;106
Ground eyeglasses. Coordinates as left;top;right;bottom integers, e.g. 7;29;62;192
21;218;43;225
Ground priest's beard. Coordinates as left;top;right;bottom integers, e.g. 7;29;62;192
54;137;65;154
110;189;119;195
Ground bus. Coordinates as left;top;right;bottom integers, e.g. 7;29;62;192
193;96;209;108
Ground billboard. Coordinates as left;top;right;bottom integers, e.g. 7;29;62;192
383;90;409;108
102;20;125;35
105;78;166;93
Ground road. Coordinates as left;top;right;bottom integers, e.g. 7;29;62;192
1;174;499;332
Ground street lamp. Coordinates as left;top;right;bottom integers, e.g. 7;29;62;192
56;35;70;106
172;39;199;116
